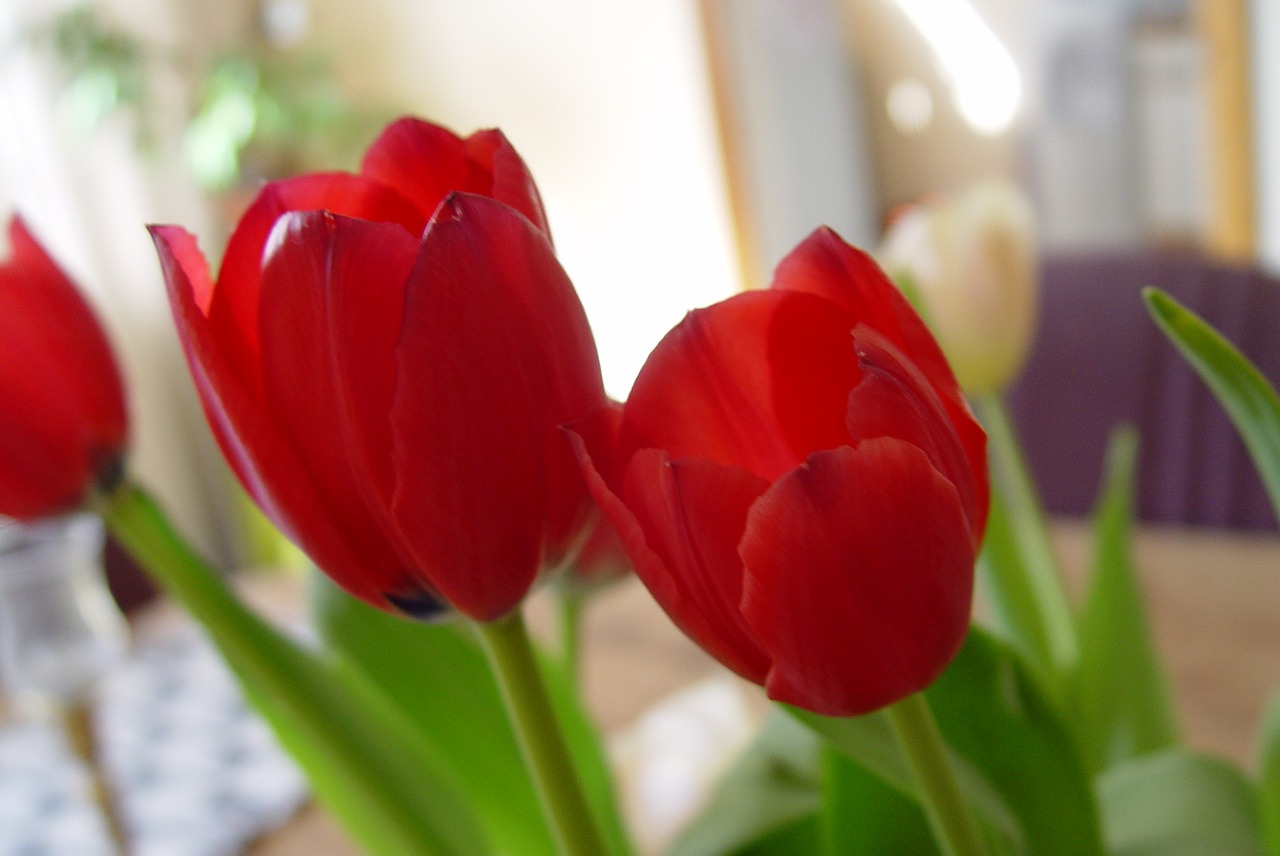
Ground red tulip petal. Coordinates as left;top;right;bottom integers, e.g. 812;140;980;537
0;219;127;516
389;194;599;619
772;228;954;383
568;409;769;680
0;355;91;517
152;226;399;608
316;219;413;511
212;173;426;394
773;228;985;498
624;289;860;482
0;303;95;514
360;118;473;218
256;211;424;600
463;129;551;237
848;325;989;541
740;440;975;716
0;218;128;452
361;118;550;236
618;449;772;683
152;226;286;514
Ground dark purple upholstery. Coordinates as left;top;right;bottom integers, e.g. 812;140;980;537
1004;252;1280;531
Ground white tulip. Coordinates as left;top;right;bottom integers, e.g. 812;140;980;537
879;180;1037;394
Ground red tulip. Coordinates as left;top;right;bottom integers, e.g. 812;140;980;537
151;118;606;621
0;216;129;520
570;228;988;716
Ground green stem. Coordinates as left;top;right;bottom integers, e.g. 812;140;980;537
477;611;609;856
95;483;274;668
557;590;585;687
973;394;1078;681
885;693;986;856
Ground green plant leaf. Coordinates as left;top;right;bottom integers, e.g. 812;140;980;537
819;743;938;856
1256;693;1280;856
666;711;821;856
312;576;635;856
1073;426;1179;773
792;681;1025;852
734;818;821;856
1099;750;1266;856
795;627;1105;856
309;575;560;856
1144;288;1280;525
973;395;1078;700
101;483;491;856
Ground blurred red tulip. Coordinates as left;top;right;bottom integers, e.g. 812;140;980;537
571;228;987;716
152;118;606;621
0;216;128;520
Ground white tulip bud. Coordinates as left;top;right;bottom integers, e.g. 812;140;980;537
879;180;1038;394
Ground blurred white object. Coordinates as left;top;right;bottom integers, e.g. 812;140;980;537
611;675;761;855
0;514;127;711
890;0;1022;135
260;0;312;48
879;179;1039;394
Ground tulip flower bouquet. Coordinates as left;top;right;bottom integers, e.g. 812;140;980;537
2;116;1279;856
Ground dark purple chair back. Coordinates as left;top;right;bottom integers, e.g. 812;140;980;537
1005;252;1280;531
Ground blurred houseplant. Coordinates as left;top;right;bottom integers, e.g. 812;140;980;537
21;1;387;194
2;97;1280;856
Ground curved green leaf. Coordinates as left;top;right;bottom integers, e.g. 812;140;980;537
973;394;1078;701
312;577;634;856
818;743;938;856
795;627;1105;856
310;576;557;856
1100;750;1266;856
1074;426;1178;772
101;483;491;856
1256;693;1280;856
1144;288;1280;525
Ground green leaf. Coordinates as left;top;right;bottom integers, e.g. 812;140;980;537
1256;693;1280;856
973;395;1079;699
734;818;821;856
793;684;1025;852
310;575;560;856
1144;288;1280;525
819;744;938;856
312;576;634;856
926;629;1104;856
1099;750;1266;856
795;627;1105;856
101;484;491;856
666;711;821;856
1073;426;1178;772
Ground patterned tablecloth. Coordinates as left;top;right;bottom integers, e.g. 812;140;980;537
0;630;307;855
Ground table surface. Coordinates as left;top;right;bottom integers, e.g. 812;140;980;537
131;519;1280;856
